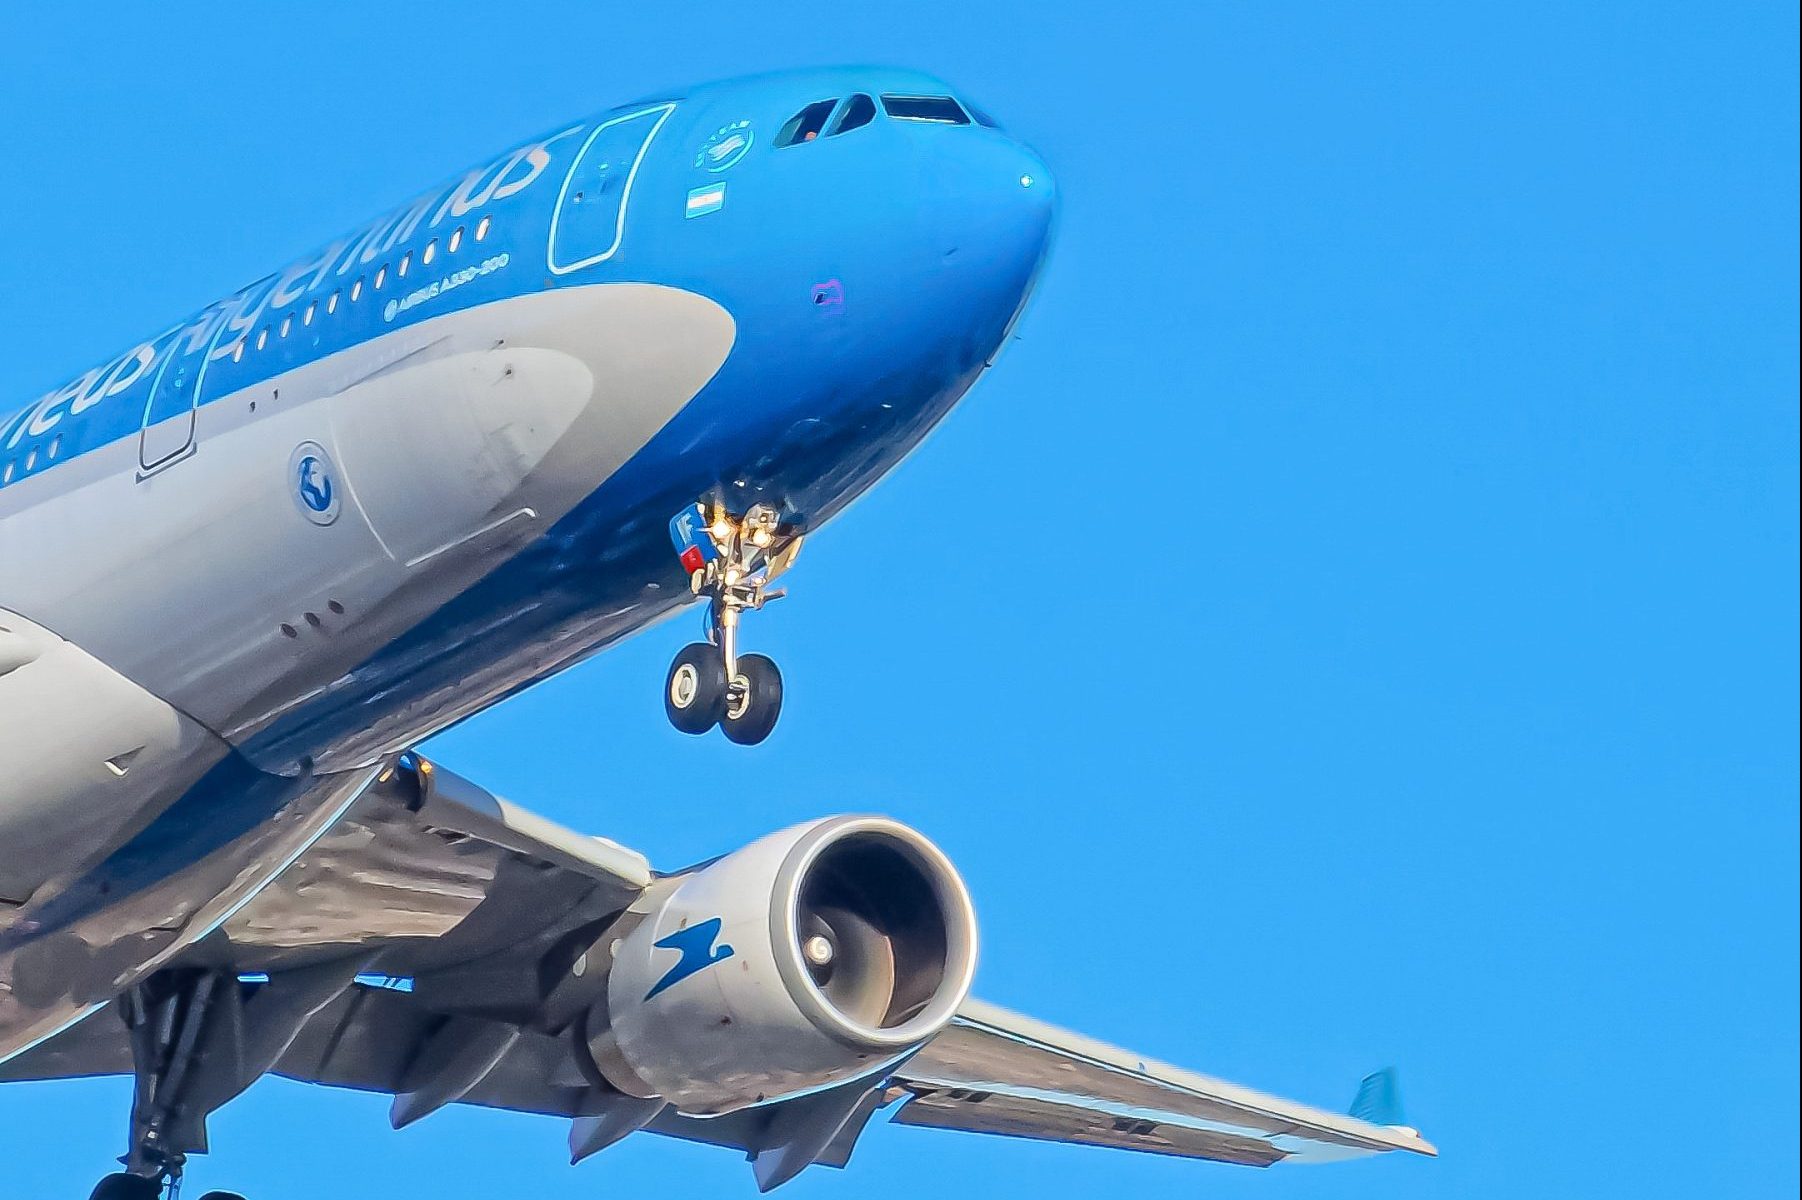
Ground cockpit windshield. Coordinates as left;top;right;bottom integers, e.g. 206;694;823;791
879;95;970;125
827;94;878;136
776;99;838;146
775;91;984;150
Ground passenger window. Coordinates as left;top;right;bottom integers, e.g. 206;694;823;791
776;99;838;147
880;95;970;124
828;94;877;136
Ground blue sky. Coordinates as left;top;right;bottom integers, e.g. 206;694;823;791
2;3;1796;1197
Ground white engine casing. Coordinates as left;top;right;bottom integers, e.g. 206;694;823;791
596;816;978;1114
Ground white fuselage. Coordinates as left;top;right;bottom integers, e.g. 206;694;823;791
0;284;733;900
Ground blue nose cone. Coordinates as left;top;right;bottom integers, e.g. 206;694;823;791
935;135;1056;360
1003;141;1056;289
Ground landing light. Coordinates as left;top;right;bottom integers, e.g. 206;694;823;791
1020;174;1035;188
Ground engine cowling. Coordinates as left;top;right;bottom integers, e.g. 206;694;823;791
585;816;977;1114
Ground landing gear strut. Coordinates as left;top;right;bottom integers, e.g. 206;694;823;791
664;502;802;746
88;971;250;1200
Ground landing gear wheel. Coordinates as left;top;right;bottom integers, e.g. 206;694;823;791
663;502;803;745
720;653;783;745
665;642;727;735
90;1175;162;1200
197;1192;249;1200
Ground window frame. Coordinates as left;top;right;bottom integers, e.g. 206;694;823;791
775;98;840;147
880;94;972;125
826;93;878;137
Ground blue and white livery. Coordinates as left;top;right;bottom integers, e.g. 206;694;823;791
0;68;1431;1199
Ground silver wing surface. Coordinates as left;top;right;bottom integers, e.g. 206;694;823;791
890;1001;1435;1164
1;755;1432;1188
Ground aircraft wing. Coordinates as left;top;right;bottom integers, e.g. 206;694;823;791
0;755;1431;1187
887;1000;1435;1165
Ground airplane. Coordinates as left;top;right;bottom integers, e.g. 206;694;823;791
0;66;1435;1199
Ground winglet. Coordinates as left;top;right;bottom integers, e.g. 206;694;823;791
1348;1068;1406;1128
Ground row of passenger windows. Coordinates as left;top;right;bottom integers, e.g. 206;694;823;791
1;214;499;487
1;430;64;484
774;93;992;148
230;215;494;361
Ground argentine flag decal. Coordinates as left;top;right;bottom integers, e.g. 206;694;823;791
686;182;727;219
669;505;719;573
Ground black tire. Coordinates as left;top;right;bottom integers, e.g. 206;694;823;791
665;643;727;735
196;1193;248;1200
720;653;783;745
89;1176;161;1200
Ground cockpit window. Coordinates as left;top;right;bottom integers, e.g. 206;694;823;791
827;94;877;136
880;95;970;125
776;99;838;147
964;101;1001;129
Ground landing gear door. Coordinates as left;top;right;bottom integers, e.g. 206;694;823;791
547;103;675;276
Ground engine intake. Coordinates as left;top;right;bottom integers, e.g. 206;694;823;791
587;816;977;1114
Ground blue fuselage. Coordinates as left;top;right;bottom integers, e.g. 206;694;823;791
0;67;1054;790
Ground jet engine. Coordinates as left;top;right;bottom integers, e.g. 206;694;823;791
582;816;977;1114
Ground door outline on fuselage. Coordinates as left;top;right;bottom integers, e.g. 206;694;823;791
545;103;676;276
138;319;225;476
136;325;199;475
137;277;270;477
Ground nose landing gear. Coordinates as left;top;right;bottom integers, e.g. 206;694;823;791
664;502;802;746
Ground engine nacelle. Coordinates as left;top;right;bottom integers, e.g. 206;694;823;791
587;816;977;1114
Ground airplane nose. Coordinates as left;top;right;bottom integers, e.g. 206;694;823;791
1009;144;1056;265
975;140;1056;331
1011;142;1054;207
942;138;1056;311
814;119;1057;382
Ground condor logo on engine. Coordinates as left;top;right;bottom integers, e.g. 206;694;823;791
644;917;736;1001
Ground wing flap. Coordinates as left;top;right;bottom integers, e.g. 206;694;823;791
890;1000;1435;1165
893;1083;1287;1165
